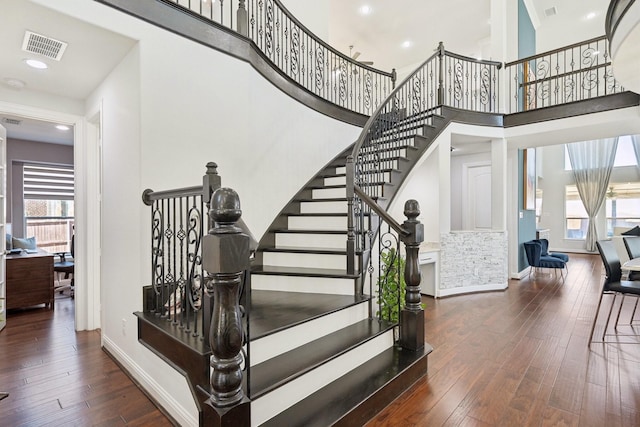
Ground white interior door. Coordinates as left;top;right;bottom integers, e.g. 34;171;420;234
463;163;492;230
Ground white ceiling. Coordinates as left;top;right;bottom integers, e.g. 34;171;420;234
328;0;492;72
0;0;609;148
0;0;136;145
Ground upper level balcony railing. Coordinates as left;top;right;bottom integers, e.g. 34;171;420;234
165;0;396;115
504;36;624;113
606;0;636;42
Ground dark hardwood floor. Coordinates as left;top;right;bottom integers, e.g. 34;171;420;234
367;253;640;427
0;293;173;426
1;253;638;426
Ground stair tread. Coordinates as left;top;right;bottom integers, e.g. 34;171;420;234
309;184;346;189
252;265;359;278
250;291;369;339
259;344;433;427
251;318;395;399
286;212;351;217
358;155;410;165
273;229;348;235
136;290;369;359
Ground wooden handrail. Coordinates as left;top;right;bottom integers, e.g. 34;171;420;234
504;36;607;67
354;185;410;238
606;0;636;42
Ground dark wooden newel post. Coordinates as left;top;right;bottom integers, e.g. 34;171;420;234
203;187;251;426
202;162;222;347
400;199;424;351
346;155;357;275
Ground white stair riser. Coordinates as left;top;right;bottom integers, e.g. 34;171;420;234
335;166;346;175
324;176;346;186
312;187;346;199
355;172;391;184
252;331;395;427
287;216;368;230
251;274;354;295
300;201;347;214
360;148;407;158
337;164;400;175
275;233;346;250
263;251;346;270
317;177;389;195
250;302;369;365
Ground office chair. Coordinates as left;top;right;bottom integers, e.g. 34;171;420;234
54;234;74;298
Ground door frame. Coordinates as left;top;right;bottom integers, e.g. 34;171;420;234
0;100;100;331
462;161;492;230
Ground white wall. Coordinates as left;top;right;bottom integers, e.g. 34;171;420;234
388;145;440;244
0;86;83;117
280;1;329;40
534;0;610;53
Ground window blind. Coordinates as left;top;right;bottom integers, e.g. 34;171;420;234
23;164;74;200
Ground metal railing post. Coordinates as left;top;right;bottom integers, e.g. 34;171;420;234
437;41;445;105
237;0;248;36
346;155;356;276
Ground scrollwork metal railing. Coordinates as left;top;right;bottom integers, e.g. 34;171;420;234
143;185;206;334
505;36;624;113
141;162;223;344
346;43;500;271
165;0;396;115
441;49;501;112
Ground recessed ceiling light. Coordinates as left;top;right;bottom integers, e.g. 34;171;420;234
359;5;372;15
24;59;48;69
3;78;26;89
586;12;597;20
56;125;70;131
401;40;412;49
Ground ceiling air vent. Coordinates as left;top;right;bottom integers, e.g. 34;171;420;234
22;30;68;61
3;118;22;126
544;6;558;17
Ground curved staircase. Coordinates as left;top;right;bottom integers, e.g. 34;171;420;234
246;109;456;425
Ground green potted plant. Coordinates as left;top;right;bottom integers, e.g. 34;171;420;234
376;248;405;323
377;248;425;323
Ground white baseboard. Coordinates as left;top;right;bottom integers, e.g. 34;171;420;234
437;283;508;298
511;267;531;280
102;335;198;427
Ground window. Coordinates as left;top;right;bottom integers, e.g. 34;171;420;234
564;182;640;239
606;182;640;237
565;135;637;169
23;164;74;254
565;185;589;239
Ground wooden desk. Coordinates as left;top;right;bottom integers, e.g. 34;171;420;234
6;250;54;310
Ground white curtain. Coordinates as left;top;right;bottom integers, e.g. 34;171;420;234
567;137;618;251
632;135;640;171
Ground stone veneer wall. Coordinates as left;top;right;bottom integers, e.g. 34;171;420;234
439;231;508;294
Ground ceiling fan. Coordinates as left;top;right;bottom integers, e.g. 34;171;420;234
349;45;373;66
